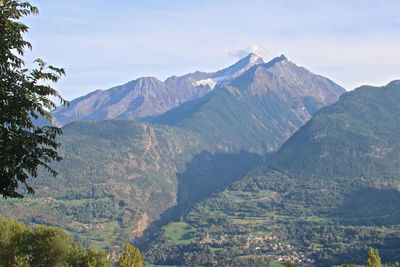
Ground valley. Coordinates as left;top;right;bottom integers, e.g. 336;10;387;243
3;53;400;267
143;81;400;266
1;1;399;266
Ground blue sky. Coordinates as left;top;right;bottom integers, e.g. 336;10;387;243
23;0;400;100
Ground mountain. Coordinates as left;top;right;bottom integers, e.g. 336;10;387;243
51;53;264;126
144;80;400;266
264;79;400;178
1;120;203;249
150;55;345;154
1;54;345;259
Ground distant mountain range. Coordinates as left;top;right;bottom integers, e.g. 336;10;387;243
1;53;346;259
51;54;344;138
147;80;400;266
51;53;265;126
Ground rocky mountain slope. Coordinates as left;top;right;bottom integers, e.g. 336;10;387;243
151;55;344;154
51;53;265;126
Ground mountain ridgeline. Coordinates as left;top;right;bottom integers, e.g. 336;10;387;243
265;79;400;178
149;55;344;153
145;80;400;266
52;54;344;155
51;53;265;126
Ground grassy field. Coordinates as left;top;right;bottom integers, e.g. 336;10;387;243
164;222;200;244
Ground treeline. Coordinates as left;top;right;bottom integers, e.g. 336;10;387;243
0;217;142;267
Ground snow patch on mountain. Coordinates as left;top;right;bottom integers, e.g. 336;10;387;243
193;78;217;89
249;53;259;64
192;54;264;90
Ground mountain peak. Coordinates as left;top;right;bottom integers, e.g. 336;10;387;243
258;54;290;70
270;54;288;63
277;54;288;61
212;53;264;82
225;52;264;72
243;52;264;64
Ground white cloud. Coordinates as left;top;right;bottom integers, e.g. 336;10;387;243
228;44;268;58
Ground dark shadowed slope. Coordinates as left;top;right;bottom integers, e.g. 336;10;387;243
0;119;264;251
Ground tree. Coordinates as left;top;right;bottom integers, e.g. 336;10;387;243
116;244;143;267
0;0;68;197
0;216;112;266
65;242;87;267
83;249;111;267
30;225;73;266
366;247;381;267
0;217;31;266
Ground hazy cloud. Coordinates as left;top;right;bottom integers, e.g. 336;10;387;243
228;44;268;58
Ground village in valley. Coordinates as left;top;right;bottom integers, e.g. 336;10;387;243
199;231;315;265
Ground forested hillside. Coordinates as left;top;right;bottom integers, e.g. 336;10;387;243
144;80;400;266
0;119;263;251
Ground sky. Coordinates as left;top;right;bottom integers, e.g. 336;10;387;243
22;0;400;101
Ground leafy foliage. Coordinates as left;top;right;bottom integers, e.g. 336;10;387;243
0;0;68;197
116;244;143;267
0;216;112;266
366;247;381;267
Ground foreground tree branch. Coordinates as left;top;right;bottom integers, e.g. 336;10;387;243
0;0;68;197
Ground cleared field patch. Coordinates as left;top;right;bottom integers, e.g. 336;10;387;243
164;222;200;244
223;190;278;202
77;221;121;251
